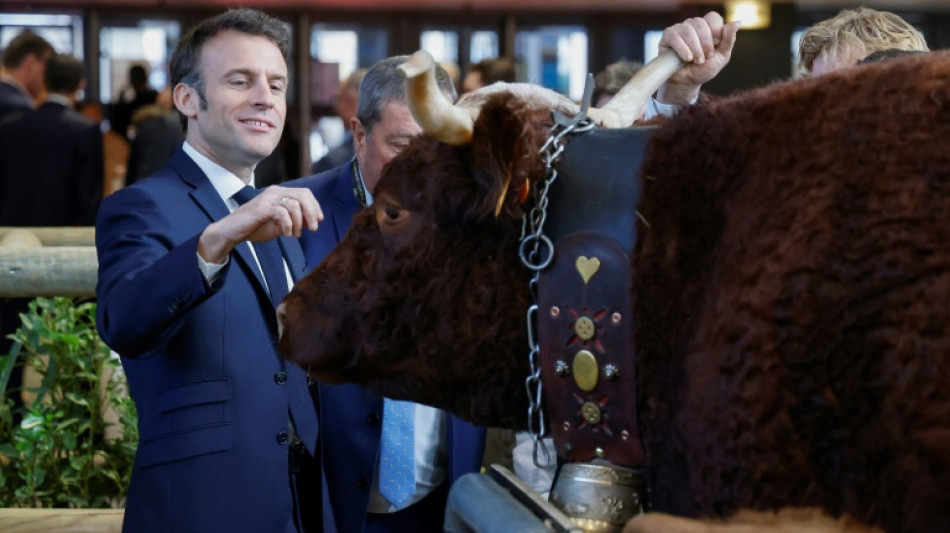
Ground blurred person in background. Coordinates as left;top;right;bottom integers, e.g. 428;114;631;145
312;68;366;174
799;7;928;76
593;58;642;107
125;87;184;185
461;56;515;93
78;100;130;196
111;63;158;139
0;31;53;118
0;53;102;227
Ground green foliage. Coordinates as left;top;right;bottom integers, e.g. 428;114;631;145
0;297;137;508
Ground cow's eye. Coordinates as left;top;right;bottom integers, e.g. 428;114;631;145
384;204;402;221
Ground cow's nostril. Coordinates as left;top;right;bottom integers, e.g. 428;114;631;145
276;302;287;340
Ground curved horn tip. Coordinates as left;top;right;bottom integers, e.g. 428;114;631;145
397;50;435;79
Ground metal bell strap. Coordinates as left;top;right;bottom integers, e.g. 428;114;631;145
519;75;597;469
519;75;656;532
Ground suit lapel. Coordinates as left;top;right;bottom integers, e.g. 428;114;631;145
171;148;267;292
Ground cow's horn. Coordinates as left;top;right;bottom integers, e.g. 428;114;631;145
588;50;685;128
399;50;476;146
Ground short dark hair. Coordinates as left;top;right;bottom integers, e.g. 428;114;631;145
469;57;516;85
357;55;457;134
2;31;54;70
129;64;149;88
44;54;84;94
170;8;290;129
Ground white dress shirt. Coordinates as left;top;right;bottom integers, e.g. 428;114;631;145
185;142;292;289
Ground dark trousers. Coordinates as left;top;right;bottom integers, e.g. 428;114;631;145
364;481;450;533
291;441;326;533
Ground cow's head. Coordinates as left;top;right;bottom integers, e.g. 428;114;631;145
279;51;682;427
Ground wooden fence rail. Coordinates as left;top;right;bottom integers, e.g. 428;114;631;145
0;508;124;532
0;228;97;298
0;227;95;247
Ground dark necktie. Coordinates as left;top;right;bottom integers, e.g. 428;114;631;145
232;185;318;455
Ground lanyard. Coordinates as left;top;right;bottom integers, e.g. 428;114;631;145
351;158;368;208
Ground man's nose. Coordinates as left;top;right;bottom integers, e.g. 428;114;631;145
252;78;275;108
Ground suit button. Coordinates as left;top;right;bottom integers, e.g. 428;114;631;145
276;431;289;445
367;413;380;425
356;477;369;489
274;371;287;385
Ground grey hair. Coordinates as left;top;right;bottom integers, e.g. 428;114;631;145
356;55;458;134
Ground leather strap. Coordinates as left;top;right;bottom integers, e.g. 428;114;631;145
538;233;644;466
535;126;655;467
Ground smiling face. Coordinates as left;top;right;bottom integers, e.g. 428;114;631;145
174;30;287;179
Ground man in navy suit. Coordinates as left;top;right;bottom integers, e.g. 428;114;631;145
0;53;102;227
0;31;52;119
287;56;486;533
96;10;330;533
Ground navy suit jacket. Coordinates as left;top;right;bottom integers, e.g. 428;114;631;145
287;163;487;533
96;148;322;533
0;80;31;120
0;101;103;226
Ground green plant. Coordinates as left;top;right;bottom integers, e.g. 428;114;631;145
0;297;137;508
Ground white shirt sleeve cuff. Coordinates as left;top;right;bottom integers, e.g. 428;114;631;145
198;253;228;284
645;98;682;120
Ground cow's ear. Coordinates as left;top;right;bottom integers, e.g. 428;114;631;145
468;95;548;220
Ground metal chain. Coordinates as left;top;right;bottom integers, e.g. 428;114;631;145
519;110;595;468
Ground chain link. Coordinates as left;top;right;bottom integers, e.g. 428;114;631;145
520;112;594;468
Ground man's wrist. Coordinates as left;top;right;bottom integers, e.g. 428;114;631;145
197;222;235;264
656;83;701;106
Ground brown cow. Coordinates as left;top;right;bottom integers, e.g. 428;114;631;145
280;51;950;532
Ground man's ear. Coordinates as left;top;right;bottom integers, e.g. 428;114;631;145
352;117;367;154
173;83;199;120
352;117;365;143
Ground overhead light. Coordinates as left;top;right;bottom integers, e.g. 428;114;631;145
725;0;771;30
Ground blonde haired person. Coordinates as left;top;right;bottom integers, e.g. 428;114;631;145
799;7;928;76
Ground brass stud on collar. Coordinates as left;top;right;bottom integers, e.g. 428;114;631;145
574;316;595;340
582;402;602;425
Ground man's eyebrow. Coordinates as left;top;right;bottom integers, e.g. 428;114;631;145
220;68;288;83
222;68;253;78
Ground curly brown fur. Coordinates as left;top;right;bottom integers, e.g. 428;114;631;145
635;51;950;531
